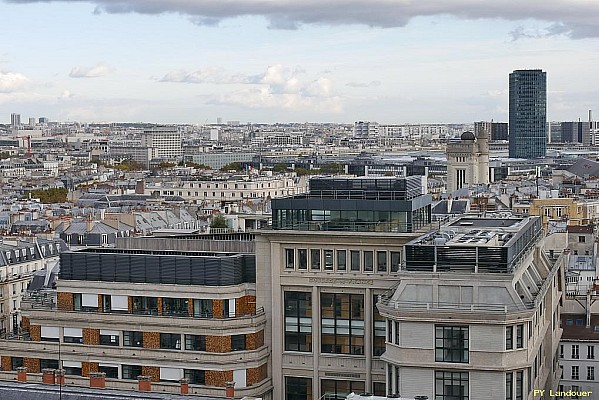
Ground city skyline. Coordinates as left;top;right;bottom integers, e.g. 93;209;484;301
1;0;599;124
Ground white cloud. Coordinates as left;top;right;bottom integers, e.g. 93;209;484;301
69;64;114;78
6;0;599;37
159;68;255;84
0;71;30;93
346;80;381;88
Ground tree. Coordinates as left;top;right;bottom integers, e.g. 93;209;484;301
185;162;212;170
272;163;289;173
220;162;243;172
114;159;145;171
210;213;228;229
319;163;343;174
26;187;68;203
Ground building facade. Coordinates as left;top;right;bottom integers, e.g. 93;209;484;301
509;69;547;159
141;126;183;160
1;248;271;398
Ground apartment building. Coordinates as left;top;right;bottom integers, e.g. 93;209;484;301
379;216;564;399
145;175;308;205
257;176;433;400
559;313;599;395
0;237;65;334
1;248;271;399
141;126;182;160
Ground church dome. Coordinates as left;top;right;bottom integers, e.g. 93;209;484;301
460;131;476;141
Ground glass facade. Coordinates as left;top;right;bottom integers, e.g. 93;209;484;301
321;293;364;355
284;291;312;352
509;69;547;159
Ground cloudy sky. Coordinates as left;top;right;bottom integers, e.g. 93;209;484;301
1;0;599;124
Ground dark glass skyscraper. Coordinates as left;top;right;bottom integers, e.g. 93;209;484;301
509;69;547;158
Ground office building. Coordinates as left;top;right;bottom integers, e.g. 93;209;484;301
379;216;564;399
257;177;433;400
446;128;489;193
141;126;183;160
1;248;271;399
10;113;20;128
509;69;547;159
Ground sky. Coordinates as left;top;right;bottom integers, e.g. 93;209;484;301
1;0;599;125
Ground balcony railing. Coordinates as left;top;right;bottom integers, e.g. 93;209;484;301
378;297;534;314
21;293;265;321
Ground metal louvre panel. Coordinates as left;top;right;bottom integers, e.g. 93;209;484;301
115;254;131;281
436;247;476;272
175;258;192;285
190;258;206;286
101;254;117;281
404;245;434;271
232;256;244;284
129;256;146;283
145;257;160;283
59;253;73;280
85;254;102;281
160;257;177;284
203;258;221;286
219;258;236;286
243;255;257;283
477;247;508;273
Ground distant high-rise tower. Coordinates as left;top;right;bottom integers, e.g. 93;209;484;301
509;69;547;158
10;113;21;128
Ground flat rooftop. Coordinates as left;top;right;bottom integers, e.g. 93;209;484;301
448;217;523;228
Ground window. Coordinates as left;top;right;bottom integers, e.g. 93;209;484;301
298;249;308;270
285;377;312;400
40;359;59;370
73;293;98;312
579;236;586;243
363;251;374;272
99;330;119;346
131;296;158;315
321;293;364;355
572;366;579;380
395;321;400;345
516;325;524;348
284;291;312;352
506;372;513;400
373;294;385;356
99;365;118;379
185;369;205;385
285;249;295;269
324;250;334;270
587;366;595;380
572;385;580;399
185;334;206;351
506;326;513;350
435;370;469;400
588;345;595;360
163;298;190;317
435;326;469;363
377;251;387;272
123;331;143;347
193;299;212;318
322;379;365;400
63;365;82;376
387;320;393;342
572;345;579;359
560;345;564;358
350;250;360;271
160;333;181;350
310;249;321;270
10;357;23;370
390;251;401;272
63;328;83;344
231;334;246;351
122;364;142;380
337;250;347;271
515;370;523;400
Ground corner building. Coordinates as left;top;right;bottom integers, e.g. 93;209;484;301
379;216;564;399
2;248;271;398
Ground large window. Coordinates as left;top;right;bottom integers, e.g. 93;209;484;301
506;372;513;400
99;365;118;379
131;296;158;315
350;251;360;271
284;291;312;352
321;293;364;355
435;326;469;363
506;326;513;350
322;379;365;400
285;377;312;400
231;334;246;351
324;250;334;270
122;364;142;380
572;345;580;359
185;369;206;385
363;251;374;272
516;324;524;348
160;333;181;350
99;330;119;346
185;334;206;351
390;251;401;272
193;299;212;318
73;293;98;312
373;294;386;356
40;359;59;370
123;331;143;347
163;298;190;317
11;357;23;370
435;370;469;400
